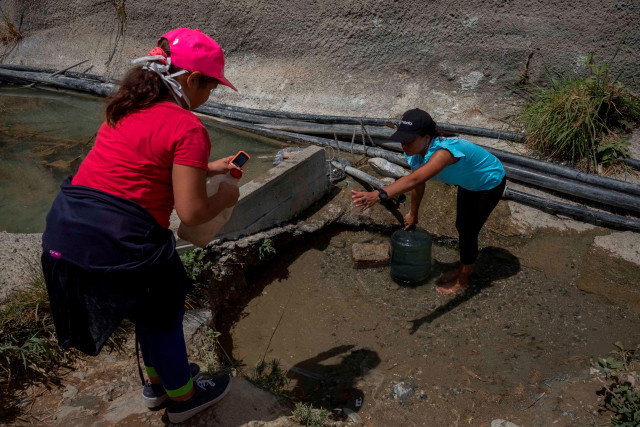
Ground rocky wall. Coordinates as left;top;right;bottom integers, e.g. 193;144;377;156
1;0;639;126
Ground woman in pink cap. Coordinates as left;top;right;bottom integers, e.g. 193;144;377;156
42;29;237;423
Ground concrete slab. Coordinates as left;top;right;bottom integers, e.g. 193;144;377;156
593;231;640;267
576;241;640;315
173;145;329;249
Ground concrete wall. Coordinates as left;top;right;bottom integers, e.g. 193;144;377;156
1;1;638;125
171;145;329;250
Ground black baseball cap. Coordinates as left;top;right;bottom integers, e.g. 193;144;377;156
389;108;436;144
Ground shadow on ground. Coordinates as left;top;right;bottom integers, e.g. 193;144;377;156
409;246;520;334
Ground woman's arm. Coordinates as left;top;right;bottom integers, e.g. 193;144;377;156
172;164;239;226
352;149;456;211
404;182;425;230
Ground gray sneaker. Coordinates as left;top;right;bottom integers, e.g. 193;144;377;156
142;363;201;408
166;374;232;423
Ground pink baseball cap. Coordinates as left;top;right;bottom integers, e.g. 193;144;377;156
160;28;237;92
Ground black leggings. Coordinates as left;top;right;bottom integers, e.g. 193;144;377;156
455;176;506;265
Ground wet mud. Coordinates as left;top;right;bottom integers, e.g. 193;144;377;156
223;226;640;426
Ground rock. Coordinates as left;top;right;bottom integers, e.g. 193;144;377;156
593;231;640;266
63;385;78;401
330;238;346;248
72;371;87;380
576;240;640;315
491;420;520;427
342;408;363;424
183;309;213;343
351;243;390;269
393;381;413;400
368;158;409;179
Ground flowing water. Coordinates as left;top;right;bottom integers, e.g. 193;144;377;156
0;85;293;233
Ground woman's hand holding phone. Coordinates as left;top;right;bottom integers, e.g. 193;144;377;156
207;156;235;177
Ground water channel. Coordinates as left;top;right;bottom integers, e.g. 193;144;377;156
0;85;292;233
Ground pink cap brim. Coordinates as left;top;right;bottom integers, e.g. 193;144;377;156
217;75;237;92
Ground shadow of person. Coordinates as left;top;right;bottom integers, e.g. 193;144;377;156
408;246;520;334
288;345;381;412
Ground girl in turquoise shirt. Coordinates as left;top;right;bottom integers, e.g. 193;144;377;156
352;108;506;295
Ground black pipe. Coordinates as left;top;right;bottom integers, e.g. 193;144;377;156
484;146;640;197
624;158;640;170
504;188;640;232
0;69;115;96
0;63;113;83
207;101;527;142
503;165;640;214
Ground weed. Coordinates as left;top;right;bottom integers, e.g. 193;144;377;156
516;49;640;170
249;359;290;397
291;402;331;426
0;265;131;388
258;238;276;260
112;1;127;31
0;6;21;43
0;268;66;386
194;327;243;375
180;248;212;309
596;342;640;426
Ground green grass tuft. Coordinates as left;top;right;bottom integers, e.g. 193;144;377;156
0;268;63;386
516;49;640;171
249;359;290;397
291;402;331;426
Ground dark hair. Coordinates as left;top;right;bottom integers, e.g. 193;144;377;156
105;39;218;126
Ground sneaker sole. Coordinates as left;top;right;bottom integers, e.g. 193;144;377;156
166;377;232;424
143;393;169;408
142;365;203;409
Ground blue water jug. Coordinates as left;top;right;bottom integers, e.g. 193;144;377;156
390;227;432;285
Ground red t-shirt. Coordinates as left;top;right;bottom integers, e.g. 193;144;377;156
73;102;211;228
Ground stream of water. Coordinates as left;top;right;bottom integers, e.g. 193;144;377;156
0;85;293;233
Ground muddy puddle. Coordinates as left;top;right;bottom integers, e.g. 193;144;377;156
223;227;640;426
0;86;295;233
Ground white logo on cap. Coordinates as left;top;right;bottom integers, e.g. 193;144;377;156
173;38;179;45
400;120;413;126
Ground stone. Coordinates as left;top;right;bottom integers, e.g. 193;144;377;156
62;385;78;401
392;381;413;401
351;243;390;269
593;231;640;266
576;242;640;315
342;408;364;424
183;309;213;343
491;420;520;427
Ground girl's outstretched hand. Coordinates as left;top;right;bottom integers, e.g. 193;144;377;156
207;156;235;176
351;190;379;212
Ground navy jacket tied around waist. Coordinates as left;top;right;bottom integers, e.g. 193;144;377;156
42;178;190;356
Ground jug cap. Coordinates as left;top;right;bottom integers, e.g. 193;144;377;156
230;168;243;179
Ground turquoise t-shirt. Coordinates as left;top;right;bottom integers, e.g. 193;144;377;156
404;137;505;191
